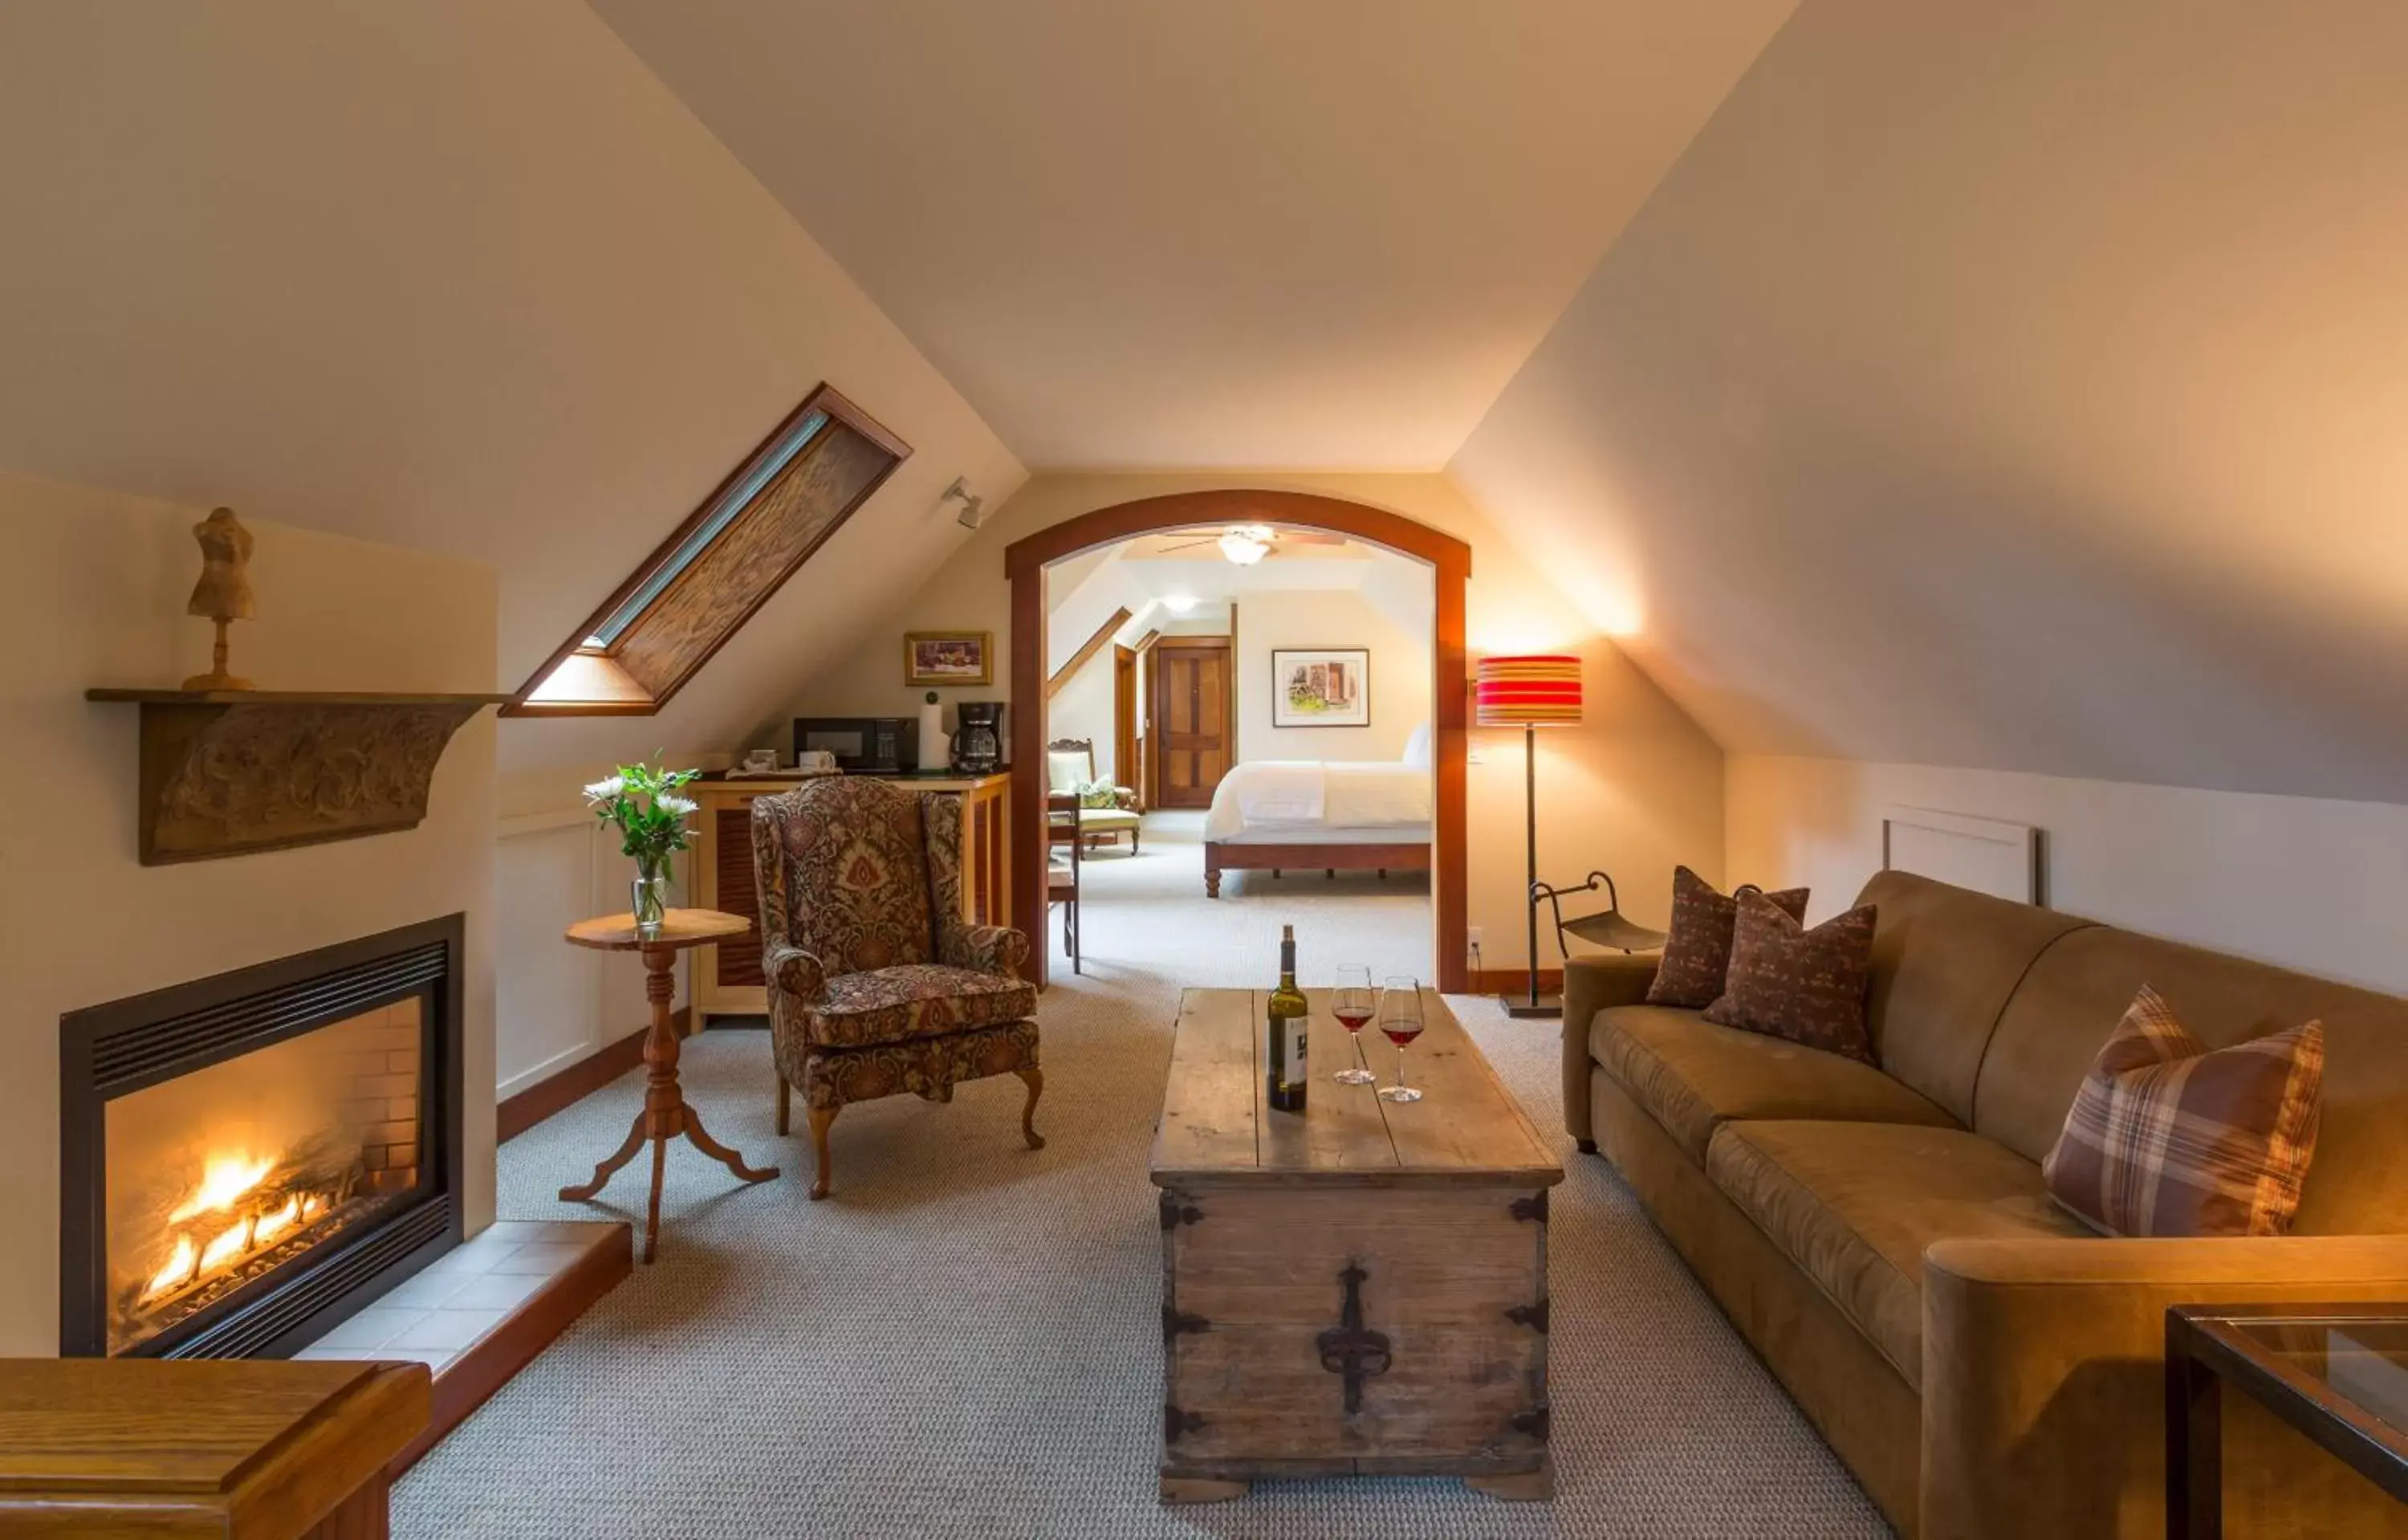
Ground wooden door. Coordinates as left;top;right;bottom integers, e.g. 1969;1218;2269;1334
1112;645;1139;804
1152;639;1233;809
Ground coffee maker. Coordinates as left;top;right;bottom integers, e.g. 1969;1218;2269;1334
952;701;1005;774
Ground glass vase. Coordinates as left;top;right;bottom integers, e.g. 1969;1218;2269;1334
631;854;670;939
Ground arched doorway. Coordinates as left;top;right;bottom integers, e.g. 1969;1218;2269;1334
1005;490;1469;990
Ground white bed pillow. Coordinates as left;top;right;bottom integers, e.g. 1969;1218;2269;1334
1401;722;1432;768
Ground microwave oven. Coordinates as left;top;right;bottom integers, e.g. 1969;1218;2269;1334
791;716;915;774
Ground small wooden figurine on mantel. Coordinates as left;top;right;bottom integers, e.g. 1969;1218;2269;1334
182;506;256;691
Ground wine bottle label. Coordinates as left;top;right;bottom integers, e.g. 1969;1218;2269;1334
1281;1019;1307;1089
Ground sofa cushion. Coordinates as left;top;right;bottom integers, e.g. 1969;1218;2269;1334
1974;926;2408;1234
1707;1121;2093;1388
1593;1004;1957;1165
805;963;1038;1049
1851;870;2093;1126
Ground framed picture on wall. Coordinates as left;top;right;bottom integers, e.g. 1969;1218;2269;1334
904;630;992;686
1271;647;1370;727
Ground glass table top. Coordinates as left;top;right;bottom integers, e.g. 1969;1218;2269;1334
2205;1313;2408;1440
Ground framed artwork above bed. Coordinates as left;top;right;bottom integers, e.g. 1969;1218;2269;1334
1271;647;1369;727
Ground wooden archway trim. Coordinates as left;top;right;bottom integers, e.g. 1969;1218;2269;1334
1006;490;1470;991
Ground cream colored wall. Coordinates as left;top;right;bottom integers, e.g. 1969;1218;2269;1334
1237;585;1430;764
0;472;498;1355
0;1;1027;787
1727;756;2408;996
1048;652;1120;785
791;471;1727;968
1453;2;2408;806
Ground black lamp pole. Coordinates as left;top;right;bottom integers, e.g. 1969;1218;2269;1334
1504;721;1558;1018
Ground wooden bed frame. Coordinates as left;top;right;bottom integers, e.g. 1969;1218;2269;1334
1203;838;1433;898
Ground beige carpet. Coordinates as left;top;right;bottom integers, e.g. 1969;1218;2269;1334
396;816;1887;1536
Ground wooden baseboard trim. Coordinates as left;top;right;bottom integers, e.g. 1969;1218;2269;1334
1466;968;1564;996
389;1221;632;1475
497;1007;688;1145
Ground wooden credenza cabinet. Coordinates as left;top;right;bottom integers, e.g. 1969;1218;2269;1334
689;772;1011;1025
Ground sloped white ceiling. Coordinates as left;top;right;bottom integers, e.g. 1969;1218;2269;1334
1453;1;2408;804
0;2;1024;775
589;0;1796;470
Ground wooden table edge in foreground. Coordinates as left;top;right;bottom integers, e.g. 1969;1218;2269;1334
1150;987;1564;1505
561;906;779;1261
0;1358;428;1538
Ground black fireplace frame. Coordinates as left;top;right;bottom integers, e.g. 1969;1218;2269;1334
59;913;466;1359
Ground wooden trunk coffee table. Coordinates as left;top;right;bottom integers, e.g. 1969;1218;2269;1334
1149;987;1563;1502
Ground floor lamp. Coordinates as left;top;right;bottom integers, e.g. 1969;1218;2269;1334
1476;654;1583;1018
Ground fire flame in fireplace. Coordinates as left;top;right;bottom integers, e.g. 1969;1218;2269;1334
136;1151;346;1306
167;1154;275;1224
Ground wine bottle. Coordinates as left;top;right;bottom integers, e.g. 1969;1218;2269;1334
1267;924;1308;1113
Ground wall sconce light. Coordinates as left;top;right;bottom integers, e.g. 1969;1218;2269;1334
940;478;986;531
1161;593;1199;614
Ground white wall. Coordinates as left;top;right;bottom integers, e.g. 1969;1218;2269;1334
0;472;499;1355
1727;756;2408;996
1236;583;1430;764
1047;653;1121;786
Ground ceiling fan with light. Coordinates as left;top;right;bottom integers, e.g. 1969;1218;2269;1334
1156;524;1348;565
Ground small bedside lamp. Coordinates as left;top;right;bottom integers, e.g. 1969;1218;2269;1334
1475;654;1583;1016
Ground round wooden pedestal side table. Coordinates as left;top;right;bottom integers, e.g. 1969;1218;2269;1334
559;907;778;1261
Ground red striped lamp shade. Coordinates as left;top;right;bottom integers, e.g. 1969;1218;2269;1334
1474;654;1583;727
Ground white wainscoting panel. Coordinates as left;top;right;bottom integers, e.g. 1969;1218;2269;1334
495;814;604;1098
495;808;697;1102
1880;804;2043;904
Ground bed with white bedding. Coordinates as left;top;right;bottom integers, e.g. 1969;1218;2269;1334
1201;752;1433;896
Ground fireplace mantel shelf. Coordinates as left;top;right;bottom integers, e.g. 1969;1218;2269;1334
87;687;511;864
88;687;515;705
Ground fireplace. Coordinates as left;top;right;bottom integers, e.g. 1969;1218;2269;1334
60;915;466;1358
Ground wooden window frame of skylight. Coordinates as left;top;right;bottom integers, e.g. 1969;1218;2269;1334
503;383;910;719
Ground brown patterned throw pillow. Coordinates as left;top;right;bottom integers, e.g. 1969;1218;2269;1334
1645;866;1811;1008
1701;890;1877;1062
2041;986;2323;1238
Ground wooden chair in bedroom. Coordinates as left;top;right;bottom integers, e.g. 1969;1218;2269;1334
1047;789;1082;973
1044;737;1141;854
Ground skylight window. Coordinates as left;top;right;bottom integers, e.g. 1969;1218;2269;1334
506;385;908;717
580;409;829;650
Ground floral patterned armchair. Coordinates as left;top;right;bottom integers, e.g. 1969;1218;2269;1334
750;777;1042;1200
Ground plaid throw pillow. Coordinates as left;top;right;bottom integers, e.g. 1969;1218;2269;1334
1701;890;1877;1062
2041;986;2323;1238
1645;866;1811;1008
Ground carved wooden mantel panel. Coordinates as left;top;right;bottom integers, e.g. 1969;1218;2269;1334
87;691;510;864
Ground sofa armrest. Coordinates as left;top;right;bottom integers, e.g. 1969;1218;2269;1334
1920;1234;2408;1538
1560;954;1659;1148
761;938;825;1000
943;922;1031;980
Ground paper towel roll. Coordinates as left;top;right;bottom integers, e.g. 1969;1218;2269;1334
917;696;950;771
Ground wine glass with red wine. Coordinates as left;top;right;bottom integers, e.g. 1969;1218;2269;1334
1376;976;1426;1103
1331;966;1377;1084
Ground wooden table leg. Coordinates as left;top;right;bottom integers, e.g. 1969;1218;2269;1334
2167;1318;2223;1540
1466;1456;1554;1500
682;1103;779;1184
1160;1475;1248;1504
558;1108;646;1203
562;939;777;1261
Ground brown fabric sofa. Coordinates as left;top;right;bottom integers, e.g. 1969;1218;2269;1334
1563;870;2408;1538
